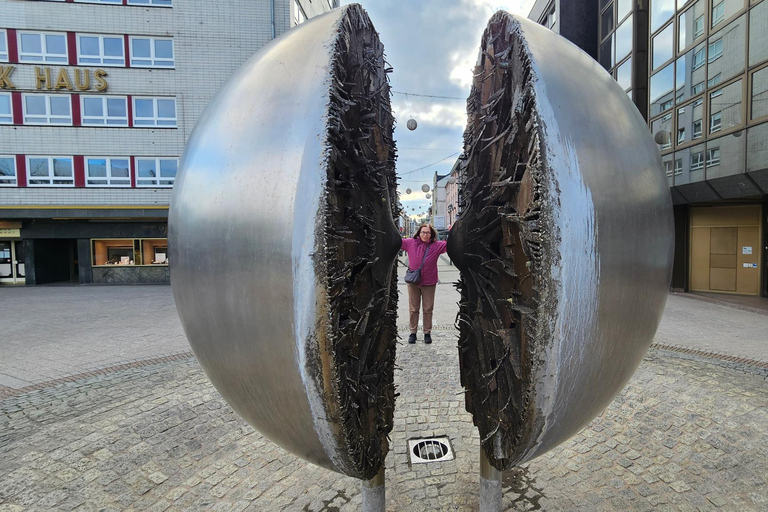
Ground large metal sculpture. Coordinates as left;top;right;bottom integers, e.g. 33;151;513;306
170;6;673;511
169;4;401;489
447;11;674;488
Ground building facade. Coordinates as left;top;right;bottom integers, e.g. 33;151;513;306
0;0;334;285
531;0;767;297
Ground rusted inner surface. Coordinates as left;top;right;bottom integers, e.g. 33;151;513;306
320;5;402;480
447;13;551;471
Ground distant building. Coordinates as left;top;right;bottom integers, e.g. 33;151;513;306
530;0;767;297
0;0;335;285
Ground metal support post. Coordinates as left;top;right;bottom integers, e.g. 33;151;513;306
479;447;502;512
361;467;385;512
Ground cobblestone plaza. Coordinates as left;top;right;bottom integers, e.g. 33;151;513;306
1;281;767;510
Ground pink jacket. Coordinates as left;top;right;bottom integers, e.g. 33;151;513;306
401;238;448;286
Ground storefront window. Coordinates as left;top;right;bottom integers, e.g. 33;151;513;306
91;238;169;266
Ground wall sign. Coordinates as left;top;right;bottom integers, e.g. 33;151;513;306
0;66;109;92
742;246;752;255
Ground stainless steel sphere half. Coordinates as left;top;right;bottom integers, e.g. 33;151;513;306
446;13;674;470
169;4;401;480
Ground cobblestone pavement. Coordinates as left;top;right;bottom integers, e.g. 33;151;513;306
1;329;766;511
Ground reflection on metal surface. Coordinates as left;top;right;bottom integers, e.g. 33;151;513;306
169;4;400;479
447;13;674;470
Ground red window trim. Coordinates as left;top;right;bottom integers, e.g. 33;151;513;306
67;32;77;66
11;92;22;125
74;155;85;187
15;155;27;187
71;93;81;126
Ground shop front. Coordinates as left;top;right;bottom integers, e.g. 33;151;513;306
19;220;170;285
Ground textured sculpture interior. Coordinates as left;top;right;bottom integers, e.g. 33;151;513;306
320;7;401;480
447;13;674;470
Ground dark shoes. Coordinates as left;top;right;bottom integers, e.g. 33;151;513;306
424;333;432;344
408;333;417;344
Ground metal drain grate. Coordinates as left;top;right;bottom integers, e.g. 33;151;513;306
407;437;454;464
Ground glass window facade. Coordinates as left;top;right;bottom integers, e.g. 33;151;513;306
599;0;635;99
649;0;764;185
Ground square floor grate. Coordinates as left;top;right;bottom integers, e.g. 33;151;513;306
407;437;455;464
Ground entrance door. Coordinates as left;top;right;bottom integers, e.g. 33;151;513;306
0;240;25;285
690;206;762;295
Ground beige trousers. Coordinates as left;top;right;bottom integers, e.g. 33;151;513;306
407;284;436;334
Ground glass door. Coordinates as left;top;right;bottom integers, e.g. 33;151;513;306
0;240;24;285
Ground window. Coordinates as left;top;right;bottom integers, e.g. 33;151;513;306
650;63;675;116
0;29;8;62
652;23;674;70
690;151;704;169
678;0;706;51
616;15;633;62
693;15;705;39
81;96;128;126
127;0;173;6
75;0;122;5
0;156;16;186
136;158;178;187
678;127;686;144
651;0;675;32
706;147;721;166
707;73;721;87
664;160;674;176
601;3;614;40
710;112;722;131
692;81;705;95
26;156;74;186
133;97;177;127
18;31;67;63
693;119;703;137
86;157;130;186
0;93;11;124
77;34;125;66
294;0;307;25
92;238;169;266
652;113;673;150
712;0;725;27
130;37;174;67
709;80;742;133
23;94;72;125
674;158;683;175
707;38;723;63
752;67;768;119
692;46;706;70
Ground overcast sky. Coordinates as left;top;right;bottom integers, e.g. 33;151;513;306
341;0;536;216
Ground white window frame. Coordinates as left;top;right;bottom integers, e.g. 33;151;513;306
136;157;178;187
22;94;72;125
294;0;307;25
708;38;723;63
0;29;8;62
132;97;177;127
126;0;173;7
690;152;704;170
692;47;706;70
706;148;721;166
76;33;125;67
86;157;131;187
0;156;17;187
692;119;703;138
712;0;725;28
674;158;683;175
693;15;705;39
17;31;68;64
0;92;12;124
75;0;123;4
26;156;74;187
81;95;129;126
129;36;174;68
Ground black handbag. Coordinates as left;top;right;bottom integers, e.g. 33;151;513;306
404;244;430;285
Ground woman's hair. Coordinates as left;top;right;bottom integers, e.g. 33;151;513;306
413;223;437;241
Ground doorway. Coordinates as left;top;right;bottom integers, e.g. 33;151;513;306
0;240;25;285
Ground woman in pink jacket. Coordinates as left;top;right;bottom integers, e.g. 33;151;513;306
401;223;448;344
